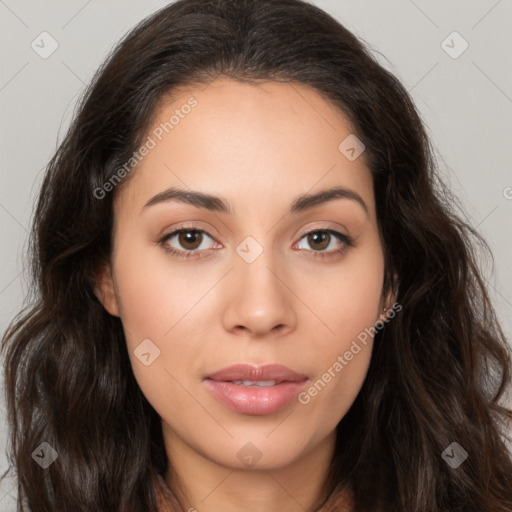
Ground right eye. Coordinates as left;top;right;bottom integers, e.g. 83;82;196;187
159;227;219;259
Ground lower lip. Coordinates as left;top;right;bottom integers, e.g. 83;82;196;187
204;379;308;415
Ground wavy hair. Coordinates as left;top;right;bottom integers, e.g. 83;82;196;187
2;0;512;510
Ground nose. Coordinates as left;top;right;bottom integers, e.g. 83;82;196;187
221;251;297;338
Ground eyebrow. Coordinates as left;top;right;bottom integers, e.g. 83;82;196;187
141;185;368;216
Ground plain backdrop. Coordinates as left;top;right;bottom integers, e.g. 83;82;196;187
1;0;511;509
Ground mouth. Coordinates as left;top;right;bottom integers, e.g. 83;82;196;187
203;363;308;415
226;379;282;387
204;363;308;383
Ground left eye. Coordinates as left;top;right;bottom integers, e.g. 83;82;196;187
294;229;353;255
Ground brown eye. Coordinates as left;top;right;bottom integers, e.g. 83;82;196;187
307;231;330;251
295;228;353;257
177;230;203;250
160;228;217;258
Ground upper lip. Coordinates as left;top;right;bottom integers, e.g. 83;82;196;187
205;363;308;383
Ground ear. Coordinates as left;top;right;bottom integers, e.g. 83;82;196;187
94;262;120;317
379;272;399;321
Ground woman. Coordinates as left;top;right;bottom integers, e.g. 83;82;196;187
2;0;512;511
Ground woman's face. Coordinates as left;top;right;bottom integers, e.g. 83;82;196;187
97;78;389;471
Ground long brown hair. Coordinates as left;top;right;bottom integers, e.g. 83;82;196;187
2;0;512;510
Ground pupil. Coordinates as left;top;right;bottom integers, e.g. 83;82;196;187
310;231;328;250
180;230;201;249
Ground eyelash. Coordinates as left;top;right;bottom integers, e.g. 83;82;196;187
158;225;354;260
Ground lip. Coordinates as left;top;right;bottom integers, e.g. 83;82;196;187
205;363;308;383
203;363;308;415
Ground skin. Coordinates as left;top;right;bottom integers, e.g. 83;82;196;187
96;78;395;512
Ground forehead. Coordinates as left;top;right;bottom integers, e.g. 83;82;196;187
114;78;374;219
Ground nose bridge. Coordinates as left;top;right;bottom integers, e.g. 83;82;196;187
222;234;296;335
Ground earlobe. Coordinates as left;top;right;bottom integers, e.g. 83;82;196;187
94;263;120;317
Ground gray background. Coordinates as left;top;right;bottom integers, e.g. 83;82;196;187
1;0;511;509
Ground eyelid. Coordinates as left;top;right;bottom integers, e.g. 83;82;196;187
157;220;220;240
295;221;349;239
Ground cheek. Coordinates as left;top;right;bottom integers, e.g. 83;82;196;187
111;238;201;344
110;238;209;406
294;245;383;415
298;242;384;346
297;343;372;439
